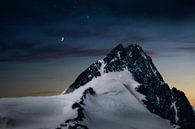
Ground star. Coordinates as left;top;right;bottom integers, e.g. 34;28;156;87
86;15;90;19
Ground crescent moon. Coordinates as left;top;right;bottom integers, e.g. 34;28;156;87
61;37;64;42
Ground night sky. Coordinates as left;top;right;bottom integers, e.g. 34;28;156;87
0;0;195;106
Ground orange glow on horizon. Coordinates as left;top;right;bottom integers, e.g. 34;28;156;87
189;98;195;107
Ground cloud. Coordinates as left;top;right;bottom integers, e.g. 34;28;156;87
0;17;155;63
26;91;59;96
2;13;195;63
41;20;122;39
145;50;157;56
0;41;110;62
0;36;156;62
43;25;107;38
119;31;151;43
176;47;195;52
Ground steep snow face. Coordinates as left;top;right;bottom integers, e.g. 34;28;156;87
0;70;173;129
71;69;143;98
71;70;173;129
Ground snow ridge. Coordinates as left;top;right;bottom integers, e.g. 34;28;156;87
171;101;179;123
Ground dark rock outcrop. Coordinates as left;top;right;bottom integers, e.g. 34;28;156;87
62;88;96;129
192;110;195;129
65;44;194;129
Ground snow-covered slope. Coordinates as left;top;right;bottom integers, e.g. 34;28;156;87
68;70;173;129
0;44;193;129
0;70;173;129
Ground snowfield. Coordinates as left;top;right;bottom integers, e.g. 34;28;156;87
0;70;174;129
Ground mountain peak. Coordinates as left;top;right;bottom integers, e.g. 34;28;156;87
112;43;124;50
65;43;194;129
65;43;161;93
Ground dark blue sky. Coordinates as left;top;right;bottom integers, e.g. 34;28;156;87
1;0;195;62
0;0;195;105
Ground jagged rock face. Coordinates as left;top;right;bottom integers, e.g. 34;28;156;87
192;110;195;129
65;44;194;129
60;88;96;129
